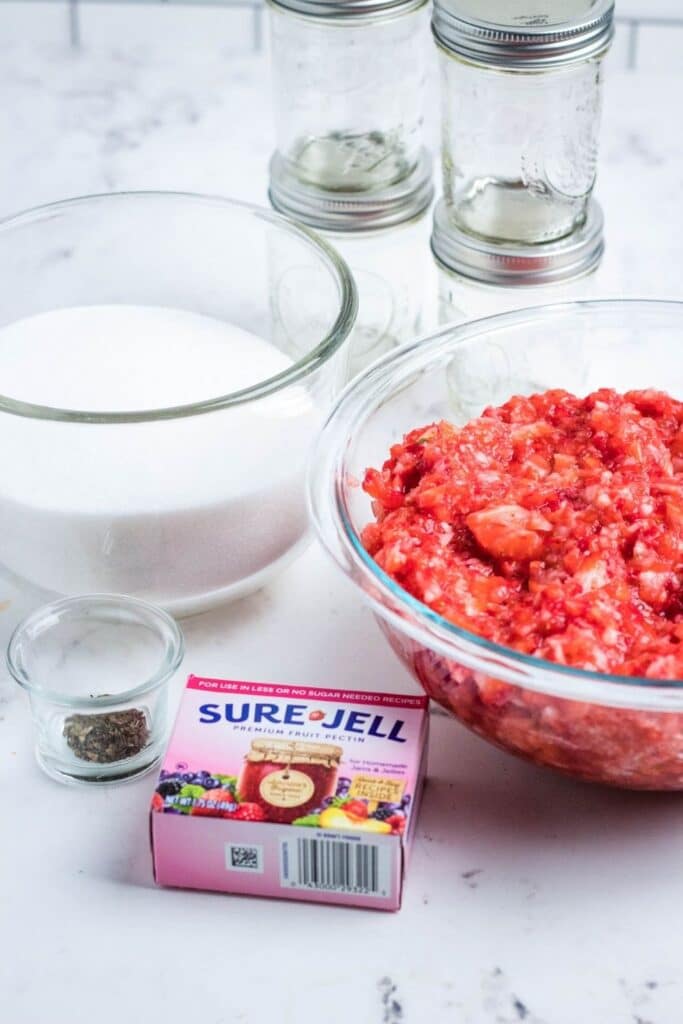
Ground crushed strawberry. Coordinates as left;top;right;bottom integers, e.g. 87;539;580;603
363;389;683;679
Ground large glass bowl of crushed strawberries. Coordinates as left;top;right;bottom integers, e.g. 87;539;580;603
309;301;683;790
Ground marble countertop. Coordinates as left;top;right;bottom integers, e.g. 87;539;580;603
2;5;683;1024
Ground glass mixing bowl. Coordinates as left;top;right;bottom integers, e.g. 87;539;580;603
309;300;683;790
0;192;356;616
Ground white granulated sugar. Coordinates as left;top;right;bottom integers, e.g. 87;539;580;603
0;305;317;613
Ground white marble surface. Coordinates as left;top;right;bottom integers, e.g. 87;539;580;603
1;6;683;1024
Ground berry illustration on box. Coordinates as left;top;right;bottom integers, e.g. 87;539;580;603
153;755;412;837
150;677;429;910
153;769;262;821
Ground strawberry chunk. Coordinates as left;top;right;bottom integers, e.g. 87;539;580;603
466;504;552;561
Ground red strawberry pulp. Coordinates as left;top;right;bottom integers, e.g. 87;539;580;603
362;389;683;789
363;389;683;679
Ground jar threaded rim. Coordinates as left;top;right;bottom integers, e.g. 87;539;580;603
432;0;614;69
431;198;605;286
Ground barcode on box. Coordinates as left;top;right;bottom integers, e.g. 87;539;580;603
280;836;391;897
225;843;264;873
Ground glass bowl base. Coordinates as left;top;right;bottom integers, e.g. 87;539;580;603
36;749;161;786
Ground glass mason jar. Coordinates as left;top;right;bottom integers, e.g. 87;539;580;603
269;149;435;378
268;0;429;193
432;197;604;336
432;0;614;243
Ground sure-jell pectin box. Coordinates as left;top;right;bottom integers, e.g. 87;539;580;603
150;676;429;911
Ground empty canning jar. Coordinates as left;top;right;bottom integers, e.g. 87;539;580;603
432;0;614;243
268;0;429;193
270;149;435;378
432;197;604;333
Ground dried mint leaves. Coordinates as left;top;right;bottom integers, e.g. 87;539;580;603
63;708;149;763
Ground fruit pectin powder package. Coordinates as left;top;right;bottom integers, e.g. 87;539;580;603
150;676;429;910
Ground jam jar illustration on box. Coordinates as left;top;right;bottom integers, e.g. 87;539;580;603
239;739;342;824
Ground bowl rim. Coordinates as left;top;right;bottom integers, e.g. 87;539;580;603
6;593;185;706
0;190;358;424
308;298;683;709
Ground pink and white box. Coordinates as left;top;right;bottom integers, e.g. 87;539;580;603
151;676;429;910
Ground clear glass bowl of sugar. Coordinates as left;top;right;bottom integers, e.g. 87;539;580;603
0;192;356;616
7;594;184;784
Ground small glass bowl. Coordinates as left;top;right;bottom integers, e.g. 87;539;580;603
7;594;184;785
